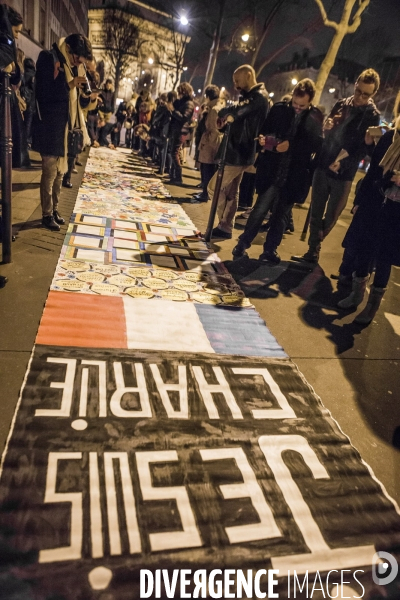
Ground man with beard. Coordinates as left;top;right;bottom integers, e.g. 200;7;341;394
208;65;269;239
232;79;323;264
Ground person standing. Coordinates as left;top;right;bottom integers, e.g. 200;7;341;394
337;93;400;324
167;82;195;184
193;85;224;203
33;33;92;231
232;79;323;263
294;69;380;264
208;65;269;239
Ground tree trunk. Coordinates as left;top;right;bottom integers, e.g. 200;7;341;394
114;63;121;110
203;0;226;89
314;28;346;104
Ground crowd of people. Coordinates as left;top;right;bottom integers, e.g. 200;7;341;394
0;4;399;328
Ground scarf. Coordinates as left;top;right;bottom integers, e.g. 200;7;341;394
57;38;90;173
380;117;400;175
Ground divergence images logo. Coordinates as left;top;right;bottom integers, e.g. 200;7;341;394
372;552;399;586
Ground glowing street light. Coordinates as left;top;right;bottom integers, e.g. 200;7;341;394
291;78;298;85
183;66;188;71
329;87;336;93
241;33;250;42
269;92;274;97
180;15;189;25
142;70;145;74
198;88;202;93
148;57;154;65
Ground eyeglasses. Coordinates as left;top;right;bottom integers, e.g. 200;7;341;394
354;86;374;100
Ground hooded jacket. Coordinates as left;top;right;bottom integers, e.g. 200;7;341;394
217;83;270;166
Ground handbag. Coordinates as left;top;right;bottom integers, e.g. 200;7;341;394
67;63;84;157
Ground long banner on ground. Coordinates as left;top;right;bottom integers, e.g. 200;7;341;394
0;148;399;600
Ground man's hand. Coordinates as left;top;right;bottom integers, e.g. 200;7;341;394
324;117;334;131
351;205;359;215
69;76;87;90
390;173;400;186
3;62;14;73
329;160;341;173
276;140;289;153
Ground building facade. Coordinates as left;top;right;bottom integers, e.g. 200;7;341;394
7;0;90;62
89;0;189;100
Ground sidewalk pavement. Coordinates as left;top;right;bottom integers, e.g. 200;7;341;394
1;151;399;507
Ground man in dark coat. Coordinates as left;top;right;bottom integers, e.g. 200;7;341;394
232;79;323;263
33;33;92;231
167;82;195;184
294;69;380;264
207;64;270;239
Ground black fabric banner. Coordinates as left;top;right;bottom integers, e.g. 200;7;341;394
0;345;399;598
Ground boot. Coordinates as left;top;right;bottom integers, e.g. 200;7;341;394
354;286;386;324
337;273;369;309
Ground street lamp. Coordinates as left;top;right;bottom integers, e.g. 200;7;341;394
269;92;274;98
183;66;188;71
198;88;202;93
180;14;189;26
241;33;250;42
329;87;336;93
291;78;298;85
148;57;154;65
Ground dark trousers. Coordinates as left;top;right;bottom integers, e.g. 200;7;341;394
98;122;113;147
238;172;256;209
63;155;75;184
355;249;391;288
87;114;99;144
170;136;183;181
263;189;295;252
201;163;217;195
238;185;279;247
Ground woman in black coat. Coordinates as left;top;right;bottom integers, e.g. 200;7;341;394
167;82;194;184
338;94;400;323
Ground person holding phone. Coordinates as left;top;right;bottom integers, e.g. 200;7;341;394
294;69;381;264
232;79;323;263
33;33;92;230
336;91;400;324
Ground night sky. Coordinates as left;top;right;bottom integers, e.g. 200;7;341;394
182;0;400;92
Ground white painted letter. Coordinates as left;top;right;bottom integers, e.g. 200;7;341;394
110;362;152;418
136;450;202;552
39;452;83;563
200;447;281;543
259;435;375;573
150;364;188;418
81;360;107;416
192;366;242;419
104;452;141;555
231;368;296;419
35;358;76;417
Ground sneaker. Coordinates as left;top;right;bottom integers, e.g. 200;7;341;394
211;227;232;239
62;179;73;189
42;215;60;231
53;210;65;225
292;250;319;264
259;250;281;265
232;241;248;258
